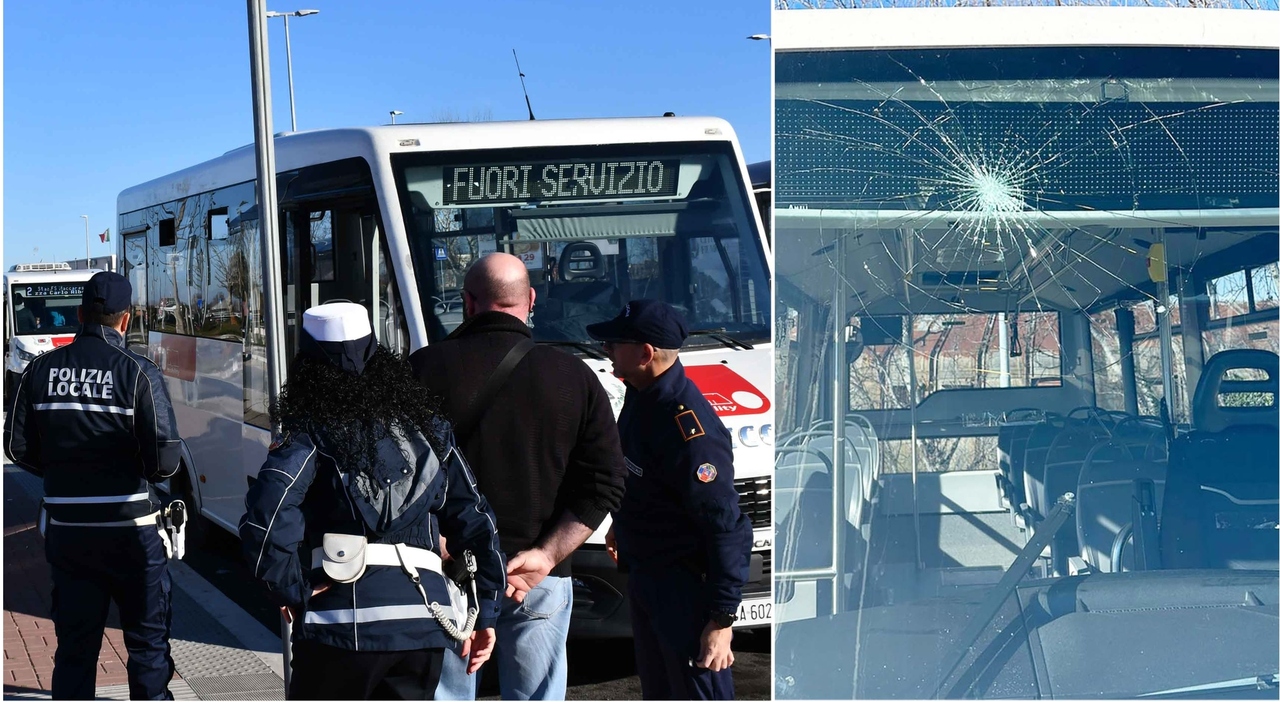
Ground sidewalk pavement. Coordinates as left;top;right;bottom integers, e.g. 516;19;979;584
3;465;287;701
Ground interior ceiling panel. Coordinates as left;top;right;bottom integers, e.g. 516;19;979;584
779;220;1279;314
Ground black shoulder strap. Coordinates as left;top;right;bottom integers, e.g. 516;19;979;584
453;338;536;440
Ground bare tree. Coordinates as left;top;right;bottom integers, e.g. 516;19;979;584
430;107;495;123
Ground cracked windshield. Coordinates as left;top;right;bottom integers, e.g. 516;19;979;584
772;8;1278;700
394;141;771;352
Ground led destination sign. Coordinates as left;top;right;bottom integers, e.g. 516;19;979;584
443;159;680;206
19;283;85;298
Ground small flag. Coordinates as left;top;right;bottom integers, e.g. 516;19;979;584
99;228;110;243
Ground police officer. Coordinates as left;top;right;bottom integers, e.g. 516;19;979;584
239;303;506;700
586;299;752;701
4;271;184;701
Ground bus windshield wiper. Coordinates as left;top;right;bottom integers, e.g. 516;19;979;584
687;328;754;351
1138;674;1278;698
537;339;607;360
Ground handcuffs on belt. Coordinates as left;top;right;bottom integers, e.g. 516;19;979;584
37;499;187;562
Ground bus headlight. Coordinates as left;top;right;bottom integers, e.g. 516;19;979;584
16;348;37;363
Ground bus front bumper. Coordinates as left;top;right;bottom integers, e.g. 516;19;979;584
568;546;773;639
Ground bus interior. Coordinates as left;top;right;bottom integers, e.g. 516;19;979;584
772;32;1278;700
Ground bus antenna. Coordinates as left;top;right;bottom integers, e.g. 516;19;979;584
513;50;536;121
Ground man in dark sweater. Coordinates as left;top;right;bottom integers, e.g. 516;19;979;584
409;252;627;701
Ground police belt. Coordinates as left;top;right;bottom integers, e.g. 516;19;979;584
47;512;160;528
308;543;444;575
308;540;479;642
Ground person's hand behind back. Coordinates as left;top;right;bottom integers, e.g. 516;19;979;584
459;627;496;674
504;547;555;603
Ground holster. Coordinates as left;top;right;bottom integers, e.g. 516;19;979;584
158;500;188;560
442;551;477;621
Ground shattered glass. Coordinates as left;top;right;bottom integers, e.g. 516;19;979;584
773;41;1279;699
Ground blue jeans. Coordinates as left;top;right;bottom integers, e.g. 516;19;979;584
435;575;573;700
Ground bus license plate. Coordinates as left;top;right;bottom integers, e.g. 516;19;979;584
735;599;772;627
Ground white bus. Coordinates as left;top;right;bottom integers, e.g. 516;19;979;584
749;160;772;245
116;116;774;637
3;263;103;402
772;7;1277;699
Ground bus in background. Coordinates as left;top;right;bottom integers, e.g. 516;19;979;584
116;116;774;638
772;7;1277;699
748;160;771;245
3;263;102;402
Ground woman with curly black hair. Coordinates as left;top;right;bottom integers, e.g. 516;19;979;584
239;303;505;700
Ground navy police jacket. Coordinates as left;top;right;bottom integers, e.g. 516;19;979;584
4;323;182;523
612;359;752;614
238;421;505;652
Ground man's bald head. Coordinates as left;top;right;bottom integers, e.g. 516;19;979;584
463;252;536;320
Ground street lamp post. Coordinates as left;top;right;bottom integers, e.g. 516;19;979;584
265;9;319;132
390;110;403;125
81;215;90;267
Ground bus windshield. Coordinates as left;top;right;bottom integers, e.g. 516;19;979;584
9;284;82;335
774;36;1279;701
393;140;771;349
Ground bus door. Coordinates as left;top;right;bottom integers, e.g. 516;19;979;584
279;207;408;360
3;286;11;361
121;230;149;354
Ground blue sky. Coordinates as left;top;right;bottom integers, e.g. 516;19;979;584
3;1;770;267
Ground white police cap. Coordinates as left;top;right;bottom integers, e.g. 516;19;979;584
302;302;372;343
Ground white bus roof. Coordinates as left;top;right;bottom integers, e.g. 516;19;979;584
772;7;1280;52
4;267;101;285
118;116;743;214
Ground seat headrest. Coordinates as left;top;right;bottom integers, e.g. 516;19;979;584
1193;349;1279;432
559;241;606;281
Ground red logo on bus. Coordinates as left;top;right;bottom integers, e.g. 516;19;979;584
51;336;74;348
157;335;197;382
684;365;771;417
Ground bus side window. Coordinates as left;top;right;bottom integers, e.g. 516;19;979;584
123;231;150;353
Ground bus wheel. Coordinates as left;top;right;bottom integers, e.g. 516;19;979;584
4;371;17;406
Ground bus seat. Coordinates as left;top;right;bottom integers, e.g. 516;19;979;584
1037;424;1112;574
805;433;866;527
548;242;619;307
843;420;878;506
775;447;837;571
1036;425;1111;518
1190;349;1279;433
846;414;882;483
1107;415;1168;460
775;448;829;529
1076;440;1168;573
1160;350;1279;571
1020;417;1069;522
997;409;1045;512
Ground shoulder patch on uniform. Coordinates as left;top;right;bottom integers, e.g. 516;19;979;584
268;432;291;451
675;410;705;442
696;463;717;483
